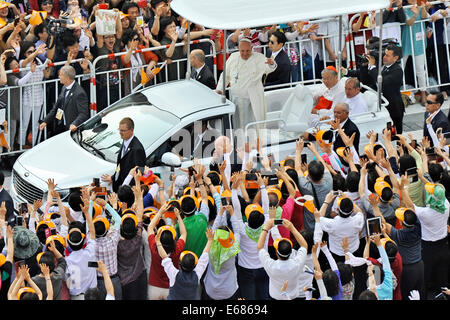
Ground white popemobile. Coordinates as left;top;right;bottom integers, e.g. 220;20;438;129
10;0;392;206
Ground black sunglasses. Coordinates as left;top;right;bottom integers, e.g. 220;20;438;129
426;100;436;105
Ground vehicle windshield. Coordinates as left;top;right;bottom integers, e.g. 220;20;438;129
73;92;179;163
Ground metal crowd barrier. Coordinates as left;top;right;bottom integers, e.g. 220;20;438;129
0;58;92;156
89;38;217;115
347;0;450;95
2;5;449;158
0;39;216;158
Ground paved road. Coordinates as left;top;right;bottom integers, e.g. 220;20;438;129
2;100;448;194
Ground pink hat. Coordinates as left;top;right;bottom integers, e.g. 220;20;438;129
320;153;331;166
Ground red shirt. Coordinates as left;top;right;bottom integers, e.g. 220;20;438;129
148;234;185;288
268;197;295;246
29;0;60;18
216;31;230;71
368;252;403;300
349;13;373;56
287;191;304;242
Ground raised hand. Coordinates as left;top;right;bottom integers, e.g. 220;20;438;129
205;227;214;241
47;178;57;192
40;263;50;278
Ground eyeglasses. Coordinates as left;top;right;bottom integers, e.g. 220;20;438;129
132;37;139;41
42;1;52;5
426;100;436;105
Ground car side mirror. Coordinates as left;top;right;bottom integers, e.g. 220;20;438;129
161;152;181;168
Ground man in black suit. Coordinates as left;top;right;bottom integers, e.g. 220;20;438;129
301;102;360;154
39;65;90;136
424;92;449;147
192;120;221;159
0;171;14;226
368;44;405;133
330;102;361;154
101;117;146;192
189;49;216;90
264;30;291;87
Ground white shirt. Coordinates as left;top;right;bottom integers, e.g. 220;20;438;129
231;188;270;269
372;21;402;44
319;213;364;256
64;80;75;96
65;238;97;295
322;15;348;62
271;226;313;299
313;77;348;117
414;203;449;242
345;92;369;116
331;191;362;212
193;64;205;79
121;135;134;158
235;223;263;269
270;48;283;60
162;251;209;287
259;247;307;300
203;214;240;299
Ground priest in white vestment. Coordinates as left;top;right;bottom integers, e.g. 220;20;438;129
308;66;347;126
343;77;369;117
216;38;277;131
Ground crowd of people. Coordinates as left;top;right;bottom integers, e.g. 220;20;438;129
0;0;448;151
0;111;449;301
0;0;449;303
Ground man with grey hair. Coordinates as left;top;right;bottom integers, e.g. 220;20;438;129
331;102;361;154
310;66;347;116
189;49;216;89
216;38;277;131
40;65;90;135
301;101;361;154
343;77;369;116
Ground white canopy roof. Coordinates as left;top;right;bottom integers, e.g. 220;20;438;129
170;0;390;30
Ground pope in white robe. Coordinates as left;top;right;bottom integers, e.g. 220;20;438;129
216;38;277;131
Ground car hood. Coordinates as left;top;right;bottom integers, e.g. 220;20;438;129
16;131;116;190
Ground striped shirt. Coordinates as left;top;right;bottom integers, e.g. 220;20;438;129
95;228;121;277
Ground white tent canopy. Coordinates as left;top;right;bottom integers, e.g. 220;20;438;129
170;0;390;30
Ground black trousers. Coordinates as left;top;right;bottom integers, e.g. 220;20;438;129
385;106;404;135
121;270;148;300
400;260;425;300
422;238;449;297
236;265;269;300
